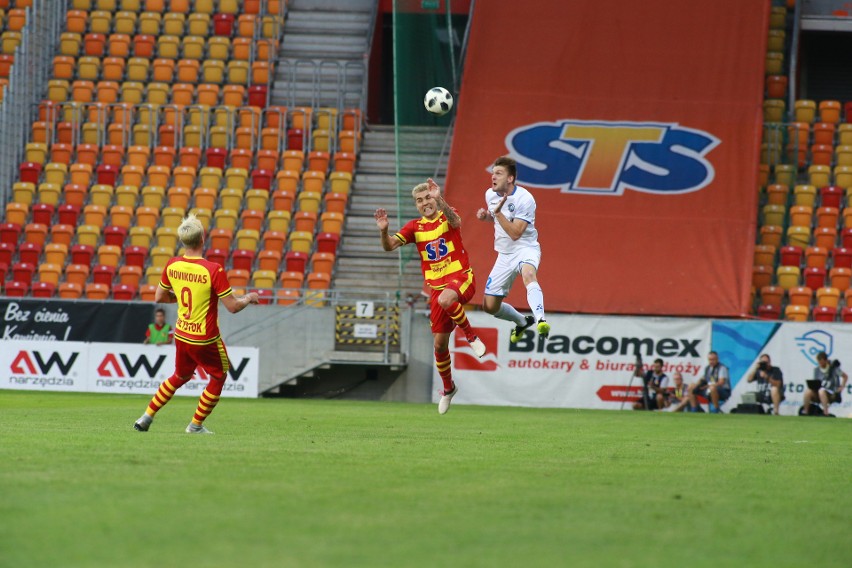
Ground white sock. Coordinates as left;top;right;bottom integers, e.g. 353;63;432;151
526;282;546;322
493;302;526;326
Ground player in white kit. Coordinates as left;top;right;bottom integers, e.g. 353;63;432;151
476;156;550;341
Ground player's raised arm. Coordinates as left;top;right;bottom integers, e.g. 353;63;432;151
375;208;403;251
426;178;461;228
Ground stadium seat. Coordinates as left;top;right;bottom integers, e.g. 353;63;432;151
288;231;313;254
209;229;233;251
311;252;335;275
85;283;110;300
227;269;249;288
320;212;344;234
232;249;256;272
805;246;828;269
776;266;800;290
813;306;837;322
816;287;840;308
316;233;340;254
786;226;810;248
18;242;41;265
757;304;781;320
760;285;784;306
257;250;282;272
139;284;157;301
236;229;259;250
130;227;154;248
814;227;837;249
58;282;83;299
788;286;812;307
205;248;227;268
804;267;827;290
285;251;308;274
294;211;317;233
44;243;68;266
4;281;29;297
119;265;143;288
252;270;276;289
93;264;116;286
261;231;286;254
305;273;331;307
124;246;148;268
113;284;137;300
279;271;304;290
12;262;35;283
842;306;852;323
833;247;852;269
784;304;809;321
145;266;163;286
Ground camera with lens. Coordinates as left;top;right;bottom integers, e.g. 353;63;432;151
758;361;769;371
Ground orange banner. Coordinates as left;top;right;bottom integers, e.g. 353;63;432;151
445;0;768;316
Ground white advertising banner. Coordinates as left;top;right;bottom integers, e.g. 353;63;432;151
0;341;259;398
0;340;89;392
434;313;711;409
714;320;852;416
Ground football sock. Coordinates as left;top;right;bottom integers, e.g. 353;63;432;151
493;302;526;326
445;301;476;341
145;374;190;417
526;282;546;322
435;349;454;392
191;378;224;426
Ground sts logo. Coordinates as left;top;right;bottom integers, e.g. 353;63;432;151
452;327;499;371
504;119;720;195
795;330;833;366
425;238;448;261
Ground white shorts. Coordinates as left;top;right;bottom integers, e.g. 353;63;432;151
484;245;541;297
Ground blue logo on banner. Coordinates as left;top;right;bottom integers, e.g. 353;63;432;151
795;330;833;366
711;321;780;389
504;120;720;196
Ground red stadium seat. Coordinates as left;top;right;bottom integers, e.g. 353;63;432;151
0;223;22;245
32;281;56;298
813;306;837;322
124;246;149;268
92;265;116;286
71;245;95;266
4;281;29;297
205;248;227;268
12;262;35;282
113;284;137;300
832;247;852;269
316;232;340;254
284;251;307;273
18;242;42;265
757;304;781;320
232;249;256;272
779;246;802;267
104;226;128;247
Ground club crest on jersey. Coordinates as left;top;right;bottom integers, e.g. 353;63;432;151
425;238;449;261
507;204;515;212
503;119;720;196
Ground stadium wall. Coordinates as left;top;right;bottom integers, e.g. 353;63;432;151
444;0;769;317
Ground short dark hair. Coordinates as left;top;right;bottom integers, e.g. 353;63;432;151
759;353;771;363
817;351;828;361
653;358;663;366
155;308;165;315
709;351;718;357
493;156;517;181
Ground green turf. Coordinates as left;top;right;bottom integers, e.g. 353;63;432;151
1;391;850;568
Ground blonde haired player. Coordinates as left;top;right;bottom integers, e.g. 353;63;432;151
376;179;486;414
476;156;549;341
133;214;259;434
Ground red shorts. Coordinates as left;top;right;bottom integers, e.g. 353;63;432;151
430;270;476;334
175;337;230;380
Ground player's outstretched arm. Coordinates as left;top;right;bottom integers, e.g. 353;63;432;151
375;208;403;251
427;178;461;228
221;291;260;314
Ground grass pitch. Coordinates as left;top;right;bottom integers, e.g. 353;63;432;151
1;391;850;568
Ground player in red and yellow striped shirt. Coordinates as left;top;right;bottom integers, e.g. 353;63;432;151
375;179;487;415
133;214;259;434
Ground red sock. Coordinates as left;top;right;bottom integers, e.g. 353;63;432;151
445;301;475;341
145;374;190;417
435;349;454;392
191;378;224;426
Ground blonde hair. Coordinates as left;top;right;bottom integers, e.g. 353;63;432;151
177;214;204;248
411;183;429;198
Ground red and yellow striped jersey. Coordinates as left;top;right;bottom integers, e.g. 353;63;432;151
159;256;233;345
394;211;472;290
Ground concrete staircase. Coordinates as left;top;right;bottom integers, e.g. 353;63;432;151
335;125;451;299
271;0;375;110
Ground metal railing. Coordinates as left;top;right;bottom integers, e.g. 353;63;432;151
0;0;66;217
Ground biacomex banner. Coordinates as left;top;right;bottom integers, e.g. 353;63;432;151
0;341;259;398
435;312;711;409
445;0;767;316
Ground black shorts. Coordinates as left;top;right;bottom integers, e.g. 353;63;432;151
757;385;785;404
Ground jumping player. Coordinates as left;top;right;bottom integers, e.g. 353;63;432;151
476;156;549;342
375;179;486;415
133;214;259;434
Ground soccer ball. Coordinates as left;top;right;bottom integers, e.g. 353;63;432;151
424;87;453;116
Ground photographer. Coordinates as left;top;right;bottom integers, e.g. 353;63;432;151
632;358;669;411
666;371;689;412
802;352;848;416
746;354;784;415
687;351;730;413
